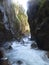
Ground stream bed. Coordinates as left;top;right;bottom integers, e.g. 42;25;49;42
5;36;49;65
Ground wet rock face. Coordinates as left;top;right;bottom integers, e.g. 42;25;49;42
47;52;49;58
0;9;13;46
0;49;4;58
0;57;11;65
0;48;11;65
27;0;49;50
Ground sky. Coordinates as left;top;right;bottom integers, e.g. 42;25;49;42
12;0;28;12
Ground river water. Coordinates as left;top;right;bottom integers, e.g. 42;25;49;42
0;1;49;65
5;36;49;65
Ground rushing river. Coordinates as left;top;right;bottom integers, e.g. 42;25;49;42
5;36;49;65
0;1;49;65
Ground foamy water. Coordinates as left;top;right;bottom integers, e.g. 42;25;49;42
5;37;49;65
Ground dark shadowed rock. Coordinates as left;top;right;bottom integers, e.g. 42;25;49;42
0;9;13;46
0;48;11;65
27;0;49;50
31;41;38;49
8;46;12;50
3;42;12;50
46;52;49;58
16;60;23;65
0;48;4;58
0;58;11;65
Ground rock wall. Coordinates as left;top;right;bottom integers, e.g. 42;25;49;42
27;0;49;50
0;0;22;45
0;4;13;46
0;0;15;44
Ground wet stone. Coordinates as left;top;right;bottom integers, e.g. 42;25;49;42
31;41;38;49
0;48;5;58
47;52;49;58
3;42;12;50
16;60;23;65
8;46;12;50
0;58;11;65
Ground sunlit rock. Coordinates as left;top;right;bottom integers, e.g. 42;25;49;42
0;0;30;42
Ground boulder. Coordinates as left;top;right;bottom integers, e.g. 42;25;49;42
31;41;38;49
27;0;49;50
0;48;11;65
47;52;49;58
16;60;23;65
0;57;11;65
0;48;4;58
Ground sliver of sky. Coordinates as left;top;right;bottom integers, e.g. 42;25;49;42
12;0;28;12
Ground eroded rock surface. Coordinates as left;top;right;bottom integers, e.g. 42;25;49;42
27;0;49;50
0;9;13;46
